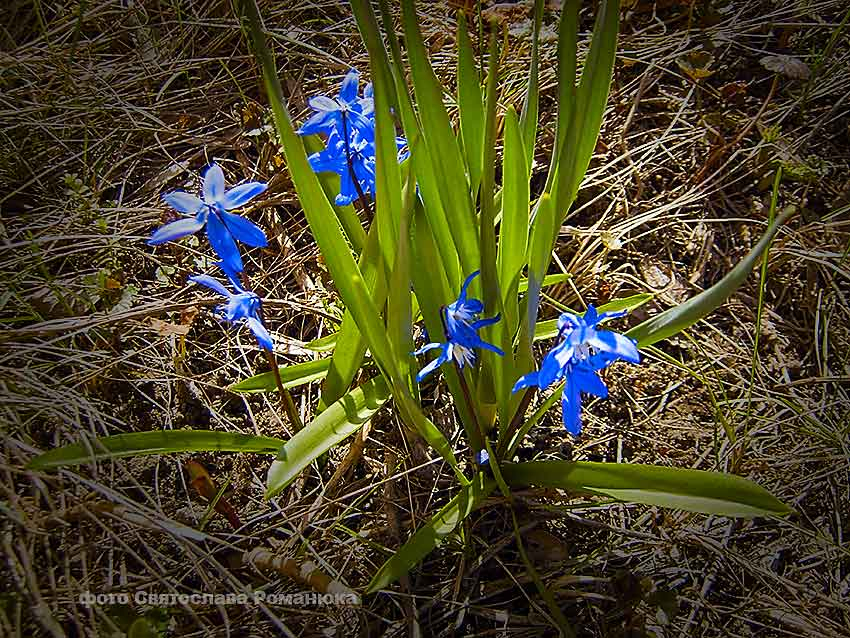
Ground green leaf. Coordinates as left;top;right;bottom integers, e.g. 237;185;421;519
519;0;543;172
305;332;338;352
366;472;496;593
400;0;479;278
457;11;485;196
533;293;654;341
266;376;391;498
27;431;283;470
230;358;331;393
627;208;796;347
551;0;620;220
525;193;557;343
502;461;792;517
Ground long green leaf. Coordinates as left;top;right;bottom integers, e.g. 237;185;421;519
519;0;543;172
366;472;496;593
627;208;796;347
457;11;484;196
400;0;479;278
525;193;557;343
28;431;283;470
230;358;331;393
266;376;391;497
502;461;792;517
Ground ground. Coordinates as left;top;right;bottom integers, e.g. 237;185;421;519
1;0;849;636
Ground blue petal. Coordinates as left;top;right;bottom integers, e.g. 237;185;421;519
215;261;245;292
188;274;231;298
299;110;336;136
246;316;274;351
162;191;204;214
309;95;339;112
588;330;640;363
595;308;628;324
416;346;450;383
470;314;500;330
339;69;359;104
202;163;225;203
561;380;583;435
537;348;568;388
220;182;267;210
512;371;540;393
457;270;480;304
573;366;608;398
206;211;243;273
219;210;267;248
147;216;205;245
582;305;599;325
412;342;443;356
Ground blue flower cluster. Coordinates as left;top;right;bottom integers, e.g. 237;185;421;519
149;162;273;351
299;69;408;206
412;275;641;436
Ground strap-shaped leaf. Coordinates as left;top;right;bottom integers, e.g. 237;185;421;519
27;431;283;470
627;207;796;347
400;0;480;278
230;358;331;393
266;376;391;498
502;461;792;517
366;472;495;593
457;11;484;196
519;0;543;172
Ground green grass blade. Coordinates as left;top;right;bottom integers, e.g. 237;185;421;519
525;194;557;343
498;106;530;338
627;208;796;347
366;472;496;593
519;0;543;172
305;332;338;352
230;358;331;393
544;0;578;192
457;11;484;196
551;0;619;219
28;431;284;470
502;461;792;518
266;376;391;498
400;0;479;277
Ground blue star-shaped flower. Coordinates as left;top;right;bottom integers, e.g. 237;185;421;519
298;69;374;139
513;305;640;435
188;264;273;351
413;270;504;383
148;162;267;274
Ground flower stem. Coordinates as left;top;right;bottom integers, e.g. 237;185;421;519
497;388;534;459
264;349;303;431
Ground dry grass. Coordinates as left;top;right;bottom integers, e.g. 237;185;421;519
1;0;849;636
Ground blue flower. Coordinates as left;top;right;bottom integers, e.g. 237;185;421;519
513;305;640;435
148;162;267;274
300;69;408;206
413;271;504;383
188;265;273;351
298;69;374;139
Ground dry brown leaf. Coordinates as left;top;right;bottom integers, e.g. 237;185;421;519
760;54;810;80
150;317;191;337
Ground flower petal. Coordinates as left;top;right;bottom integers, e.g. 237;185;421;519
561;381;584;436
457;270;481;304
309;95;339;112
573;366;608;398
512;371;540;393
162;191;204;214
416;346;450;383
147;216;205;245
246;316;274;351
220;182;267;210
588;330;640;363
219;210;267;248
206;211;243;273
412;341;443;356
202;163;225;203
188;274;231;298
299;110;336;136
339;69;359;104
